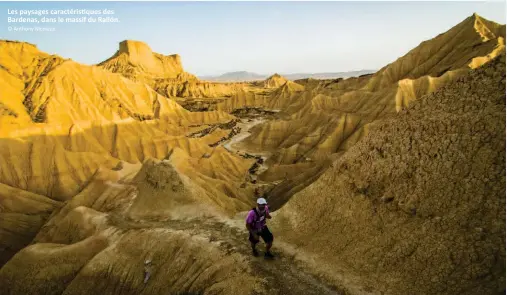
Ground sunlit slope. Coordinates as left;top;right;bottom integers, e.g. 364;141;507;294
0;117;254;204
0;41;62;127
153;78;244;98
272;54;506;295
215;81;305;115
262;73;290;88
0;39;256;210
365;13;506;91
0;116;257;268
0;40;196;125
99;40;243;99
240;14;505;165
98;40;186;81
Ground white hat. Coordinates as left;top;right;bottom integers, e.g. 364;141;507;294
257;197;267;205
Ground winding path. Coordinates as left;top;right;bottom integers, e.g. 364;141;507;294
108;214;343;295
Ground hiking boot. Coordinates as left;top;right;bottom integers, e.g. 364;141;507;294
264;251;275;259
252;249;259;257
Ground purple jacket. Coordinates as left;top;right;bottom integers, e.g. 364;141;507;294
246;206;270;232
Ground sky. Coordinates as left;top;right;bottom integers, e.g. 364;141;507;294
1;1;505;76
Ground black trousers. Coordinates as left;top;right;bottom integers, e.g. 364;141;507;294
249;226;274;244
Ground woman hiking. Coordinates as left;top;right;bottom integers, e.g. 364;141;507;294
245;197;275;258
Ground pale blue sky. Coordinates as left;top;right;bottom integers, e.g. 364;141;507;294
1;1;505;75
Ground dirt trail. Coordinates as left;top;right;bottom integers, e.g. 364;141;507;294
223;118;268;157
222;117;272;180
108;214;344;295
222;118;263;152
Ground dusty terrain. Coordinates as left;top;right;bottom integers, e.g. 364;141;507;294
0;13;505;295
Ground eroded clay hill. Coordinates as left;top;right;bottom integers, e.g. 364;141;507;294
0;40;263;266
261;73;289;88
0;40;256;206
99;40;245;99
221;14;505;205
0;159;258;295
0;158;343;295
272;54;506;295
99;40;187;81
233;13;505;164
1;40;203;125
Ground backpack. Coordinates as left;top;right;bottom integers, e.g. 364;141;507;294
250;207;267;225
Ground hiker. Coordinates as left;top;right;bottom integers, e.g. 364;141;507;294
245;197;274;258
